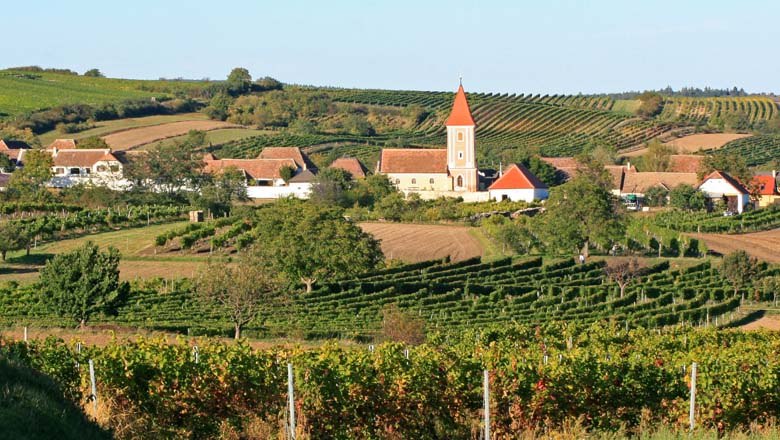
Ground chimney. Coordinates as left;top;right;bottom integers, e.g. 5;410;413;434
626;161;631;171
773;170;777;179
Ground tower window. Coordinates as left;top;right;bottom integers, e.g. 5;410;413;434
457;131;464;141
411;178;416;184
458;152;463;159
457;175;464;187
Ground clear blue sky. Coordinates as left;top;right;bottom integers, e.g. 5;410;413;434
2;0;778;94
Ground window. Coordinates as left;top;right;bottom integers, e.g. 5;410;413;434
456;175;464;187
256;179;272;186
55;167;64;175
458;151;463;159
411;178;416;184
457;131;464;141
96;165;107;172
429;178;434;184
83;168;90;175
69;168;80;175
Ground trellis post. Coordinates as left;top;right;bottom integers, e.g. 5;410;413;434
288;363;296;440
89;359;98;414
483;369;490;440
689;362;697;431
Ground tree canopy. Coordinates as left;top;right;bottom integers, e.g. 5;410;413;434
39;242;128;328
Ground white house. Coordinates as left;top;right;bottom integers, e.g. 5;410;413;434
697;170;750;213
48;148;129;189
488;163;548;202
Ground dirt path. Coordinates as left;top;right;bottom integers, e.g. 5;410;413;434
103;120;243;150
741;315;780;331
359;222;484;262
691;229;780;263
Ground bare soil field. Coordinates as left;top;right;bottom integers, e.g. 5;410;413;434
359;222;484;262
102;120;243;150
623;133;752;157
741;315;780;331
691;229;780;263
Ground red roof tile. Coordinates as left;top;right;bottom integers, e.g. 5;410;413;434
257;147;307;169
751;175;778;196
379;148;448;174
51;149;119;167
329;157;367;179
204;158;297;180
49;139;77;150
489;163;547;190
540;157;579;168
445;85;476;126
622;172;699;194
668;155;705;173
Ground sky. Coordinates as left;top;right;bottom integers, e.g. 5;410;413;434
2;0;778;94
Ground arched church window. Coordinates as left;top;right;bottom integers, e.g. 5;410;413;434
457;175;463;187
457;131;464;141
411;178;416;184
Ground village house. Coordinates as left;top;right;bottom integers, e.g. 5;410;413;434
0;139;31;166
751;171;780;207
329;157;367;179
698;170;750;214
488;163;549;202
202;147;316;199
620;172;699;199
377;83;547;202
48;147;128;189
541;157;636;195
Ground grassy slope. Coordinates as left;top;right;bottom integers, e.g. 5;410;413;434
139;127;273;150
0;358;111;440
0;69;209;117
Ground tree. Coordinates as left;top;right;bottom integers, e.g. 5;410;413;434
643;186;669;207
197;251;282;339
698;153;751;185
669;184;706;211
352;174;396;208
204;94;233;121
76;136;109;149
253;200;384;292
180;130;207;149
721;250;760;300
83;68;104;78
0;154;15;173
194;166;248;216
226;67;252;95
604;258;641;298
125;141;203;194
640;139;676;172
279;165;297;183
343;114;375;136
636;92;664;117
0;222;26;261
8;149;53;200
535;175;625;254
39;242;128;328
310;167;354;207
254;76;283;91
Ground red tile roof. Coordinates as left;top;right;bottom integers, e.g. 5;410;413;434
51;149;119;168
204;158;297;180
751;175;778;196
257;147;307;169
379;148;448;174
0;140;30;160
49;139;77;150
489;163;547;190
329;157;367;179
540;157;579;169
622;172;699;194
699;170;749;194
445;84;476;126
668;155;705;173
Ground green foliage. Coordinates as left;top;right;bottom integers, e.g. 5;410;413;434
716;135;780;166
203;93;233;121
643;186;669;207
636;92;664;117
82;68;104;78
74;136;109;149
254;76;283;91
669;184;706;212
125;141;204;194
192;166;248;216
697;152;751;184
0;221;27;260
638;139;676;171
7;149;54;201
39;241;129;327
720;250;760;295
225;67;252;95
309;167;354;207
279;164;296;183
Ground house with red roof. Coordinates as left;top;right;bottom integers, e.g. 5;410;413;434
377;83;483;198
329;157;367;179
488;163;549;202
697;170;750;213
751;172;780;208
46;146;128;189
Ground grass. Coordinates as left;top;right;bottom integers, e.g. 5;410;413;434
468;227;511;262
0;358;111;440
612;99;641;114
0;222;213;284
139;127;272;150
37;112;209;145
0;70;207;118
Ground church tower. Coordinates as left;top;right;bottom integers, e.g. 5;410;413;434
446;83;478;192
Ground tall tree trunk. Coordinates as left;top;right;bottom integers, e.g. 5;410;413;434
302;277;316;293
620;283;626;298
234;323;241;340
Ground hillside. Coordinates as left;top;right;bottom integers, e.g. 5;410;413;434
0;69;209;117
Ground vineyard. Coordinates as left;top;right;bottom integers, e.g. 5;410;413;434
2;324;779;438
651;206;780;234
658;96;777;125
714;134;780;166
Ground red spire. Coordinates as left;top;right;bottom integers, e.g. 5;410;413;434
446;84;475;126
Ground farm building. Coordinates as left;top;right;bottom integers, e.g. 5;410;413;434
47;147;128;189
541;157;636;195
48;138;77;150
488;163;548;202
203;147;316;199
752;172;780;207
329;157;367;179
698;170;750;213
620;172;699;198
0;139;31;165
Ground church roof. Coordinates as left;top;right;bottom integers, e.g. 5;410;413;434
379;148;448;174
445;84;476;126
489;163;547;190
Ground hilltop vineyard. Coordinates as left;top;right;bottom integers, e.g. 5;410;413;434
715;134;780;166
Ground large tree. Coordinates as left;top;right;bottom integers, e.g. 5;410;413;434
39;242;128;328
721;250;760;300
226;67;252;95
253;200;384;292
604;258;641;298
193;165;248;216
196;251;282;339
8;149;53;200
535;175;625;255
640;139;676;172
125;141;203;194
669;184;706;211
0;222;27;261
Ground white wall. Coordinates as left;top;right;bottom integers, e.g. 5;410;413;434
246;183;311;199
699;178;749;213
489;188;548;203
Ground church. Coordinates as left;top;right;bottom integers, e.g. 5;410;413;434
377;83;548;203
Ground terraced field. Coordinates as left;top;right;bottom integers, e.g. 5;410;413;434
103;120;242;150
359;222;484;262
714;134;780;166
37;113;210;145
